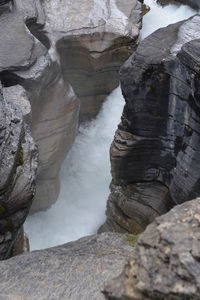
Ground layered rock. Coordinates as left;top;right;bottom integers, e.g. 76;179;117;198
41;0;143;120
104;198;200;300
0;0;144;211
101;15;200;234
0;0;80;211
0;232;135;299
0;85;38;259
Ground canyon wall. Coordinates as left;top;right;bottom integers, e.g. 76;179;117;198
0;0;144;212
0;84;38;260
101;16;200;234
42;0;143;120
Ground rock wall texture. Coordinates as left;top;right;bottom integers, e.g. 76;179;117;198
104;198;200;300
0;0;144;211
0;232;135;299
42;0;143;120
101;15;200;234
0;84;38;260
157;0;200;9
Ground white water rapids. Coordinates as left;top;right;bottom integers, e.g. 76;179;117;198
25;0;196;250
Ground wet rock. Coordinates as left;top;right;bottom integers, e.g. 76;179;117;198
0;84;38;259
104;198;200;300
102;15;200;233
12;226;30;257
0;232;135;299
42;0;143;120
157;0;200;9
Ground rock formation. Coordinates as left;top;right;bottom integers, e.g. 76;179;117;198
104;198;200;300
0;0;80;211
0;232;135;299
41;0;143;120
0;0;144;211
101;15;200;234
0;84;38;260
157;0;200;9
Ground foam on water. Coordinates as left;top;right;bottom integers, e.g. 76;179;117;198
25;87;124;250
25;0;197;250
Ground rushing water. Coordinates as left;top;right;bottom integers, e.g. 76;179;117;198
25;0;196;250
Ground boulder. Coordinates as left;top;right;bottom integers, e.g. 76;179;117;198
102;15;200;234
0;84;38;259
104;198;200;300
0;232;135;299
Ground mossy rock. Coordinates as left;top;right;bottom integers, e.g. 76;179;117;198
19;146;24;166
125;234;139;247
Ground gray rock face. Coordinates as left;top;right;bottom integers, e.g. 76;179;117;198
0;0;143;211
157;0;200;9
0;232;135;299
42;0;143;120
0;0;80;211
0;85;38;259
102;15;200;234
104;198;200;300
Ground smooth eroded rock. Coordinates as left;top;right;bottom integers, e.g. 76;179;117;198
0;232;135;299
42;0;143;120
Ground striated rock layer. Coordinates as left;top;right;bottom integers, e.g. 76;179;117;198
0;0;80;211
104;198;200;300
101;15;200;234
0;84;38;259
42;0;143;120
0;232;135;299
0;0;144;211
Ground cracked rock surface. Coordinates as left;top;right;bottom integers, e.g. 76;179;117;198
104;198;200;300
0;84;38;259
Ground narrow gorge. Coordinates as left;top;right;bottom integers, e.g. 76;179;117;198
0;0;200;299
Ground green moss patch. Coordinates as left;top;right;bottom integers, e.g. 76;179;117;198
125;234;139;247
19;146;24;166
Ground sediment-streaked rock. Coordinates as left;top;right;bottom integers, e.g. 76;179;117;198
0;85;38;260
104;198;200;300
102;15;200;234
0;232;135;299
42;0;143;120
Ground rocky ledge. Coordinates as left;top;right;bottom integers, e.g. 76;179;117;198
1;197;200;299
104;198;200;300
101;15;200;234
0;232;135;300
